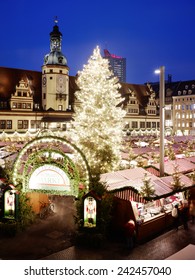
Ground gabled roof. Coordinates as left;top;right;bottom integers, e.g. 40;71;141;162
119;82;152;109
0;67;42;104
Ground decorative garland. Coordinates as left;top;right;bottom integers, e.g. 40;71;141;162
12;135;92;195
23;149;80;196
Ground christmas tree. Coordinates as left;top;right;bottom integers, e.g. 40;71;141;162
140;172;155;199
70;46;126;177
171;163;184;190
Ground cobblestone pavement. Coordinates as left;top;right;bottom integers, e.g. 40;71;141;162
41;222;195;260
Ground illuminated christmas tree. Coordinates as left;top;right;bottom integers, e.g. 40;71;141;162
70;46;126;177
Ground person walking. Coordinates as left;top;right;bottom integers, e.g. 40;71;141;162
123;219;136;249
171;204;180;230
180;200;189;230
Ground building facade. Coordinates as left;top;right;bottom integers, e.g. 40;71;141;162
0;22;161;141
150;79;195;136
104;49;126;83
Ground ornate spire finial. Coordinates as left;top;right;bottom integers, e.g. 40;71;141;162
54;16;58;25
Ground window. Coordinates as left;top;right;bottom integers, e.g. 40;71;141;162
148;109;156;115
18;120;29;129
140;122;145;128
0;120;12;129
128;108;138;114
132;121;138;128
34;103;40;109
7;120;12;129
23;120;28;129
58;105;63;111
18;120;23;129
12;102;17;108
31;120;41;129
0;101;7;108
0;120;6;129
58;57;63;63
146;122;151;128
152;122;156;128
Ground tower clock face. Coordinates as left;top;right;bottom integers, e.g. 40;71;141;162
57;75;66;92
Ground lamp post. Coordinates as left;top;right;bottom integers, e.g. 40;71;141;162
155;66;165;177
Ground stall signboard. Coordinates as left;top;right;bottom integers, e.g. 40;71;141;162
29;164;71;192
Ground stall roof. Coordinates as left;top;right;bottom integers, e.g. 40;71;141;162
100;167;158;192
185;156;195;164
100;167;194;198
152;158;195;175
153;174;194;197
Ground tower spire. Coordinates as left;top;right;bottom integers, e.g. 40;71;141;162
54;16;58;25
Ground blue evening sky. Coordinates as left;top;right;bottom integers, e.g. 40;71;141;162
0;0;195;84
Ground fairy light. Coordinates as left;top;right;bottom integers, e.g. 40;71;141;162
69;46;126;175
13;136;90;187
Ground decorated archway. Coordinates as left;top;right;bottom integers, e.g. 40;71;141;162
13;135;91;197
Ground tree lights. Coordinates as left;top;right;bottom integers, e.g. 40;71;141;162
70;46;126;177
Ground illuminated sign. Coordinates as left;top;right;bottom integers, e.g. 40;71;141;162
84;196;97;227
4;190;16;219
29;165;71;192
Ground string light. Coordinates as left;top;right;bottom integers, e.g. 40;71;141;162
69;46;126;175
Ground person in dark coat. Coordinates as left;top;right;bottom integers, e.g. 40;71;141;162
180;200;189;230
172;204;180;230
124;219;136;249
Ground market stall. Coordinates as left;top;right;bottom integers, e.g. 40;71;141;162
101;167;194;243
129;192;185;242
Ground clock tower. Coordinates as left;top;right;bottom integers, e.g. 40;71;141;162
42;19;69;111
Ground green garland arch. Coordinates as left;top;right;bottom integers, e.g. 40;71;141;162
13;135;92;196
23;149;80;195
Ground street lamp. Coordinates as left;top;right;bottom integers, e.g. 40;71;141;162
155;66;165;177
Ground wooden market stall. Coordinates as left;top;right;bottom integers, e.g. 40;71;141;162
100;167;195;243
